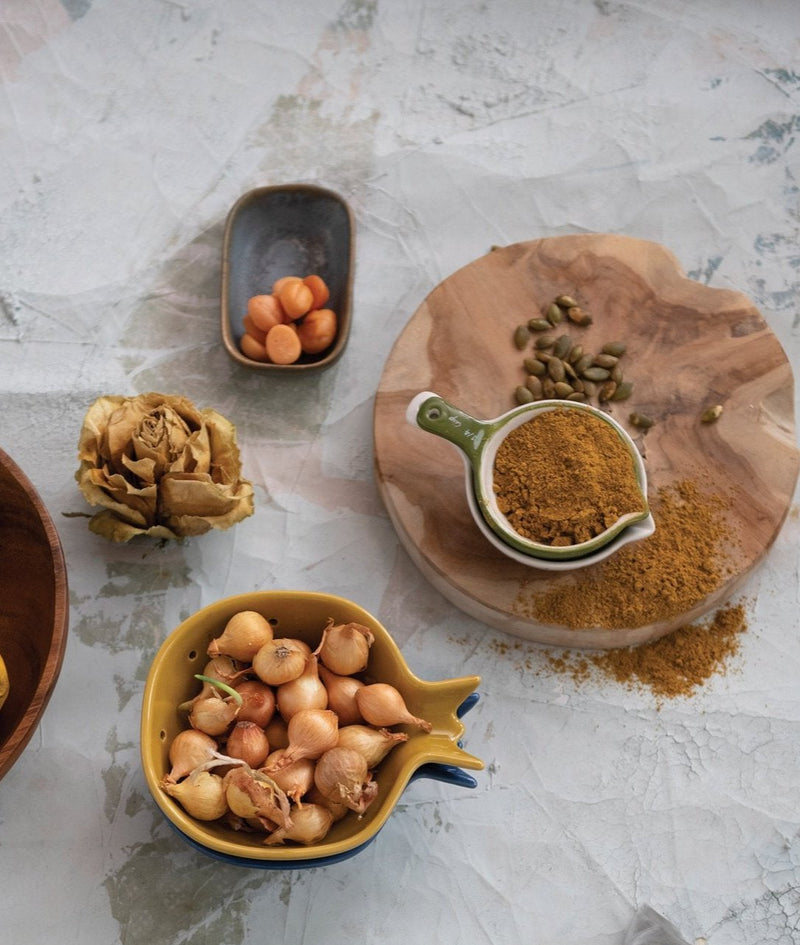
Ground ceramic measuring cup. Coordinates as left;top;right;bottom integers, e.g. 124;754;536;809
406;392;655;570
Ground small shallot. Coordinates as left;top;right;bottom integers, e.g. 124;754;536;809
277;654;328;721
305;784;350;822
336;724;408;768
223;766;292;832
235;679;276;728
161;769;228;821
226;721;270;768
271;708;339;770
314;746;378;816
253;638;311;686
262;749;315;803
202;654;240;685
179;655;239;711
264;714;289;751
164;729;218;783
356;683;432;732
208;610;274;662
318;665;364;725
189;695;240;736
263;803;334;846
315;619;375;675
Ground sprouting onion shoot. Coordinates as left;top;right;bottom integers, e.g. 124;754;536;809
194;673;243;705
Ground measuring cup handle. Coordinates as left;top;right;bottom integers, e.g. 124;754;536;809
406;392;488;461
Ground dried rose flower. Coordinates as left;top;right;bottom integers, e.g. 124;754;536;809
75;392;254;542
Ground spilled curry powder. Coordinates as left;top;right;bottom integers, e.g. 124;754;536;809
514;478;735;630
545;602;747;700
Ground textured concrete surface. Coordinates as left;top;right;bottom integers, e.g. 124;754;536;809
1;2;799;943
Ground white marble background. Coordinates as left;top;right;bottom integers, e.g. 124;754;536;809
1;1;799;943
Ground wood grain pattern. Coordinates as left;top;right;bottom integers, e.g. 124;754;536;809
0;448;69;779
374;234;800;649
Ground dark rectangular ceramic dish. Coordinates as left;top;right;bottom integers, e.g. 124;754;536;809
221;183;354;371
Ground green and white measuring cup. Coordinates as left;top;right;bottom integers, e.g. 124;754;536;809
406;392;655;570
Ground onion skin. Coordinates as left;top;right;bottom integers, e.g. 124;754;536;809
273;708;339;769
336;724;408;767
223;767;293;832
264;714;290;751
263;803;334;846
202;655;240;686
180;655;239;711
315;620;375;676
305;784;350;822
208;611;274;662
226;721;270;768
318;665;364;725
161;770;228;821
165;729;218;783
253;638;311;686
261;749;315;803
277;655;328;721
355;683;432;732
235;679;276;728
313;746;378;816
189;696;240;736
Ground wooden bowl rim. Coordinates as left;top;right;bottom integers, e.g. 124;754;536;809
0;446;69;780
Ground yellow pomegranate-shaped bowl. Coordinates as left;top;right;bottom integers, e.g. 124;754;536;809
141;590;483;867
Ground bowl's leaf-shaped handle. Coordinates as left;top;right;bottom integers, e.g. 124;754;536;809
406;392;489;462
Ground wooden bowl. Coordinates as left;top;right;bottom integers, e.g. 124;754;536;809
0;447;69;779
220;184;355;372
141;591;482;867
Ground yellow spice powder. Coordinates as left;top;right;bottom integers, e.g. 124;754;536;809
514;479;734;630
493;409;645;546
545;602;747;700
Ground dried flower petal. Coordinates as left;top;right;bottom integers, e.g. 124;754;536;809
75;392;254;541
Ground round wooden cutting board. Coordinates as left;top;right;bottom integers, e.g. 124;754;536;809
373;234;800;649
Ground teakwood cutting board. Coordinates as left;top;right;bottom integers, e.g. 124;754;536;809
373;234;800;649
